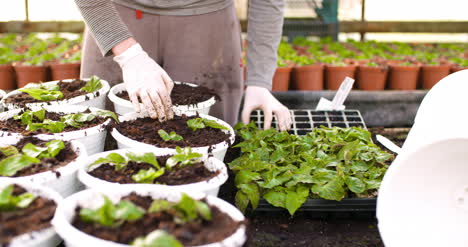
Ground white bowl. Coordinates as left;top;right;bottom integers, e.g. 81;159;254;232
78;148;228;196
0;105;112;155
108;82;216;116
0;179;63;247
111;112;235;161
1;78;110;111
52;186;247;247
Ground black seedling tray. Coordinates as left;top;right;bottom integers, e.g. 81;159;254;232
255;198;377;213
249;109;367;135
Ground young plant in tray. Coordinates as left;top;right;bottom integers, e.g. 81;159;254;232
229;123;394;215
0;140;65;176
187;117;229;131
0;185;36;210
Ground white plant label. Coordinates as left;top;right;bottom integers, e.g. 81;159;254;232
331;77;355;110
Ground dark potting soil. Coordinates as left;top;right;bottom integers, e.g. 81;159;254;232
116;83;220;106
0;137;77;178
0;185;57;246
4;79;90;107
116;115;230;148
0;111;109;135
88;155;219;185
71;193;242;246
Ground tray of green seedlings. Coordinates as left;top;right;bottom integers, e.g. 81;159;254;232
229;112;392;215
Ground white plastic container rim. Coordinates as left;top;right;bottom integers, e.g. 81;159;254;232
0;89;6;100
0;105;112;141
0;135;88;197
1;78;110;110
108;82;216;115
78;148;228;196
52;186;247;247
111;111;235;157
0;179;63;247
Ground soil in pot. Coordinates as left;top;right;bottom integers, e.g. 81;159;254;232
356;65;389;91
116;83;220;106
50;63;81;81
388;65;419;90
71;193;242;246
272;67;292;91
14;65;49;88
0;185;57;246
0;109;113;135
0;64;16;90
4;79;92;107
420;64;451;89
291;64;324;91
325;65;356;90
116;115;230;148
88;155;219;185
0;137;77;178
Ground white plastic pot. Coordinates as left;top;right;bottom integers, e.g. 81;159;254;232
0;105;112;155
0;89;6;112
377;138;468;247
111;112;235;161
0;179;63;247
1;78;110;111
108;82;216;116
78;148;228;196
0;136;88;197
52;186;247;247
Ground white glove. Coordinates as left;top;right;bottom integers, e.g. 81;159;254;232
114;43;174;121
241;86;292;131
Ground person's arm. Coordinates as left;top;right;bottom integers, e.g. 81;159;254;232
241;0;292;130
74;0;173;120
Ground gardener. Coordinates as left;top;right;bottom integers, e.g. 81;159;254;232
75;0;292;130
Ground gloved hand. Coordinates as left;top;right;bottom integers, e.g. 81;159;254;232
114;43;174;121
241;86;292;131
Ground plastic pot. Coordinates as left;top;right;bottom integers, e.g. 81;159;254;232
2;78;110;111
291;64;324;91
0;136;87;197
420;64;451;89
14;65;49;88
356;65;389;91
78;148;228;196
52;186;247;247
388;65;420;90
325;65;356;90
272;67;292;91
0;105;112;155
0;180;62;247
108;82;216;116
50;62;81;81
111;112;235;161
0;64;16;90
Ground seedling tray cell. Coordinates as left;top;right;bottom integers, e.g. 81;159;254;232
249;109;367;135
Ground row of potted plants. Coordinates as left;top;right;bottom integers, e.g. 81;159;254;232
267;38;468;91
0;33;82;90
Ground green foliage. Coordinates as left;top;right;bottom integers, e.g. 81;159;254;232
148;193;212;224
158;129;183;142
132;168;165;183
0;154;40;176
0;185;37;211
187;118;229;131
21;140;65;159
132;230;183;247
229;123;393;215
79;196;145;227
18;87;64;101
80;76;103;93
292;55;317;66
166;147;203;170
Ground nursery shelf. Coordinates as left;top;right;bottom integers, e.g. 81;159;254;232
256;198;376;212
250;109;367;135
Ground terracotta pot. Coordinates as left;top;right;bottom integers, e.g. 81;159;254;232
291;64;324;91
272;67;292;92
50;62;81;81
0;64;16;90
388;65;419;90
356;66;388;91
14;65;49;88
451;66;467;73
325;65;356;90
420;64;451;89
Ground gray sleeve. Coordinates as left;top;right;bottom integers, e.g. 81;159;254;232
74;0;133;56
245;0;285;90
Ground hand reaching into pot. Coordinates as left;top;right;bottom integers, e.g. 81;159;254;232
113;40;174;121
241;86;292;131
